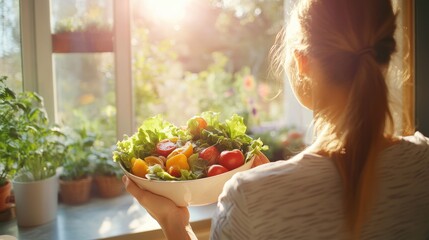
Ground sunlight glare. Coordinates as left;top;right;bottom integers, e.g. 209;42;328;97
142;0;189;22
98;217;112;235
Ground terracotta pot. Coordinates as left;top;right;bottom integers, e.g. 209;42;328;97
60;176;92;205
52;31;113;53
94;175;124;198
0;181;12;212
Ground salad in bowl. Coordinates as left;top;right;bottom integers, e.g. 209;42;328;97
113;112;267;206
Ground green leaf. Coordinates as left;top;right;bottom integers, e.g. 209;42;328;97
225;114;247;139
32;92;43;104
4;87;16;99
179;169;198;180
188;153;208;178
25;125;38;133
147;164;178;180
201;111;220;127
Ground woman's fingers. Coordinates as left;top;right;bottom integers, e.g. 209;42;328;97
122;176;161;208
123;175;145;200
122;175;190;226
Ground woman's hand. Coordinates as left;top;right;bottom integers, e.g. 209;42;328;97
123;176;195;239
251;151;270;168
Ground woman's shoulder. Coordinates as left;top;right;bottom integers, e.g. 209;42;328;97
384;131;429;156
401;131;429;146
378;131;429;171
230;151;336;191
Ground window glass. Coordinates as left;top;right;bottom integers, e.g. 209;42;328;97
0;0;22;91
51;0;116;146
131;0;285;129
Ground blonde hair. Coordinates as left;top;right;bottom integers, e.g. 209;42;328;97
276;0;397;237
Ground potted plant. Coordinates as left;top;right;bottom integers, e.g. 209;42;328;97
92;146;124;198
0;76;20;213
52;19;113;53
0;76;67;227
59;127;95;205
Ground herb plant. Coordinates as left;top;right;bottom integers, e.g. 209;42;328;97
60;127;96;181
92;150;122;179
0;76;67;183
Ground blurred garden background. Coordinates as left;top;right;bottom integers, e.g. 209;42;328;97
1;0;308;161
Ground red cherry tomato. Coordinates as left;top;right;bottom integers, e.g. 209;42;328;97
219;149;245;170
207;164;229;177
199;145;220;165
156;139;177;157
168;165;181;178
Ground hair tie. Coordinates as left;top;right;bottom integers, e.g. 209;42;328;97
357;47;376;57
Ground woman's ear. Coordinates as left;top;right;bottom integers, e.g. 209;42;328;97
293;50;309;76
291;50;314;110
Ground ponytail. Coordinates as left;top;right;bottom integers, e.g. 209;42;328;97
311;46;395;238
333;53;394;234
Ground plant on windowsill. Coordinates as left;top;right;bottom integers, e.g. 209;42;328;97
92;146;124;198
0;76;20;213
52;19;113;53
59;127;95;205
0;76;67;227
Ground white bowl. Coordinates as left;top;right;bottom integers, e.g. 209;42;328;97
121;157;255;207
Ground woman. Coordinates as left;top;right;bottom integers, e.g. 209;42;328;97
123;0;429;239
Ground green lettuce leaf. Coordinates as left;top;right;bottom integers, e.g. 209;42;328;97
146;164;177;181
113;115;188;170
188;153;208;178
225;114;247;139
201;111;220;128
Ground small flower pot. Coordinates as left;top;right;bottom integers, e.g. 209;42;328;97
60;176;92;205
94;175;124;198
0;181;12;212
52;31;113;53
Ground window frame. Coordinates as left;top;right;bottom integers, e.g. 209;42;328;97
20;0;134;139
401;0;415;135
20;0;56;121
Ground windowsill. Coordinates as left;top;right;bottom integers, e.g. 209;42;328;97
0;194;215;240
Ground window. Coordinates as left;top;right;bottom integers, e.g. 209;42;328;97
0;0;22;92
130;0;285;129
48;0;291;159
50;0;116;145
